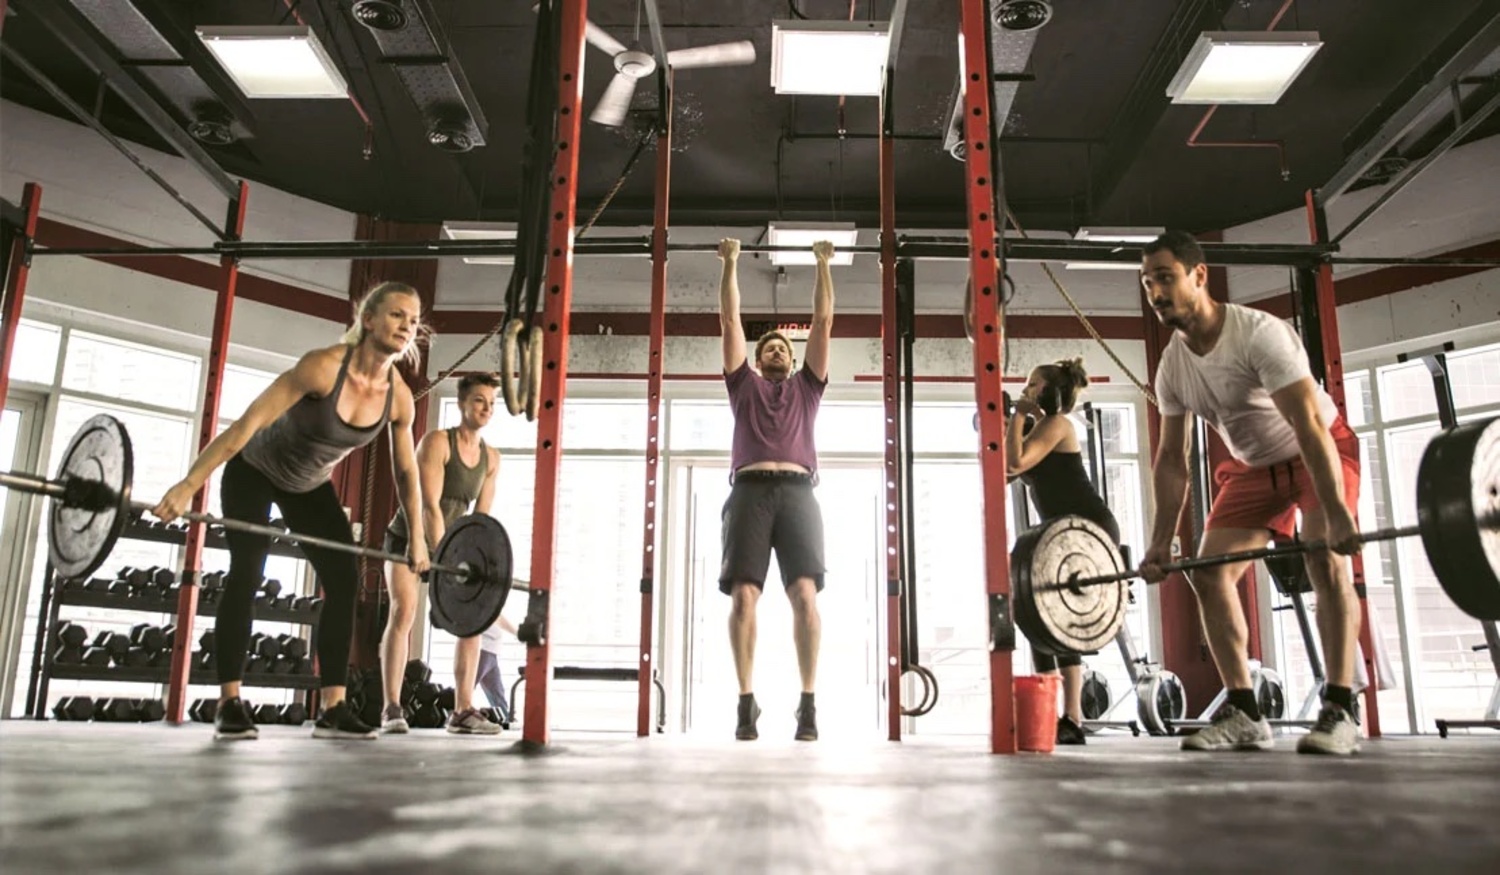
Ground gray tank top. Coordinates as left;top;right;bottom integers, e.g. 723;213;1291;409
387;428;490;538
240;346;394;493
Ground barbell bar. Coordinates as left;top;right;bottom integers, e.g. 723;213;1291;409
0;415;522;638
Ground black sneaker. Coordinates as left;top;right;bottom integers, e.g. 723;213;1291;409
735;695;761;741
312;701;377;740
1056;715;1087;746
213;697;258;741
794;702;818;742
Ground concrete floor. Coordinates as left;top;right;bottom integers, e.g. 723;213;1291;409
2;722;1498;874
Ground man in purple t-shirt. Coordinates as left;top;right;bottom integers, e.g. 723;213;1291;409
717;236;834;742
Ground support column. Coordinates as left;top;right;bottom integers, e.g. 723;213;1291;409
638;73;672;738
958;0;1015;755
165;182;247;723
878;87;903;742
1305;191;1383;737
521;0;588;748
0;182;42;410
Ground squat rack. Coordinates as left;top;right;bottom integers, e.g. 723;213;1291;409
5;0;1497;749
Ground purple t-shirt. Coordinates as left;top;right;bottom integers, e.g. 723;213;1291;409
725;360;826;474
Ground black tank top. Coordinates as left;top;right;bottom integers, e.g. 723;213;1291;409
1018;451;1120;543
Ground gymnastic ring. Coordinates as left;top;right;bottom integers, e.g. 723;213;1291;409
500;318;525;416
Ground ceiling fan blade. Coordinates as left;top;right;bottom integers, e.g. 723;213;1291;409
585;21;628;56
666;41;757;70
590;72;638;126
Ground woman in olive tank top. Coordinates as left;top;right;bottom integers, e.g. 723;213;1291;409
151;282;431;741
377;373;503;735
1006;358;1122;746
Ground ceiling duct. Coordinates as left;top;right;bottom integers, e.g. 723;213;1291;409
350;0;488;151
944;0;1052;160
63;0;251;146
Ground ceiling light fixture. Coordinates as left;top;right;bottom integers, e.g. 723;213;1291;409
442;222;517;265
766;222;859;266
351;0;408;32
197;25;349;99
1064;227;1164;271
770;20;891;97
995;0;1053;32
1166;31;1323;105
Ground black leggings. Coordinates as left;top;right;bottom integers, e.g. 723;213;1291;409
216;454;358;687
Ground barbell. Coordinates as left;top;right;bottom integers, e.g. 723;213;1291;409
1011;416;1500;656
0;415;521;638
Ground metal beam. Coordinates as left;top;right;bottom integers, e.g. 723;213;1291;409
640;0;669;73
1331;76;1500;244
12;0;240;203
1315;0;1500;208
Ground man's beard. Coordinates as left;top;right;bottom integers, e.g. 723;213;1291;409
760;361;790;379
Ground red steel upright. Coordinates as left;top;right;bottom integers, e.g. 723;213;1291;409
522;0;588;747
1305;190;1383;738
638;74;673;737
958;0;1016;754
0;182;43;409
878;96;903;741
166;181;248;723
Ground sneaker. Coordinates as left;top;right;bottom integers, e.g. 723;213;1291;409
1296;704;1361;756
1180;704;1273;752
794;702;818;742
312;701;377;740
735;696;761;741
380;703;409;734
447;708;503;735
213;697;258;741
1056;715;1087;746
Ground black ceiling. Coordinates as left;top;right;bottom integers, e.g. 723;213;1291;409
3;1;1499;238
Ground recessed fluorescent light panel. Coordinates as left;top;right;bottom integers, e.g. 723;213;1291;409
766;222;859;266
197;25;349;99
442;222;517;265
771;20;891;96
1065;227;1164;271
1166;31;1323;105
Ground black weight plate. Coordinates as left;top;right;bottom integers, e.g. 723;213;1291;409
1011;515;1128;655
1080;669;1112;720
1416;416;1500;621
1255;668;1286;721
49;415;133;581
429;514;514;638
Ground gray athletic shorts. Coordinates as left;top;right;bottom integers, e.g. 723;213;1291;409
719;471;825;594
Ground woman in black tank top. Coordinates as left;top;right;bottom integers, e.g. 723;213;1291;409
1005;358;1121;746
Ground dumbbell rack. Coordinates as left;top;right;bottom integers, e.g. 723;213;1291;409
23;517;320;720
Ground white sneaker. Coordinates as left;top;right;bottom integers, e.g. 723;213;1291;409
1181;704;1274;752
446;708;503;735
380;703;409;734
1297;704;1361;756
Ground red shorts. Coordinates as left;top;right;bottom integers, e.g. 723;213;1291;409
1204;419;1361;540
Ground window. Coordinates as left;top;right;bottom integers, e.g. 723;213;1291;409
1447;344;1500;412
1343;372;1372;428
10;320;62;385
1377;361;1439;422
219;364;278;421
62;330;202;411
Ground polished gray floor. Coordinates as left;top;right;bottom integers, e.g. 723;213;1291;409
2;721;1498;874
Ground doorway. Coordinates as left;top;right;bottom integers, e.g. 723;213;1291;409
679;462;885;738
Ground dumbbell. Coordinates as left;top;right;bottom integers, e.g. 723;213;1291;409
121;646;152;668
293;596;323;612
148;649;172;668
199;629;217;654
253;703;281;725
136;699;165;722
248;633;281;660
245;655;272;675
118;567;149;587
52;645;84;665
268;517;287;531
55;621;88;650
405;660;433;685
93;698;138;722
129;623;166;653
272;595;296;611
80;646;111;666
436;687;456;711
280;702;308;725
82;578;110;593
188;698;218;723
276;635;308;660
53;696;95;721
201;571;226;589
93;631;129;660
106;581;132;597
262;579;282;599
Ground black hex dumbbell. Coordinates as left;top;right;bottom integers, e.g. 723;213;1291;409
253;703;281;725
248;633;281;660
188;698;218;723
262;579;282;599
121;646;152;668
118;567;149;587
93;698;138;722
436;687;455;710
129;623;166;653
280;702;308;725
53;645;84;665
276;635;308;660
93;631;129;661
80;646;111;666
56;621;88;650
53;696;94;721
135;699;165;722
245;656;272;675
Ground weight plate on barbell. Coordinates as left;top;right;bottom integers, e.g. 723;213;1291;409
1416;416;1500;621
1080;669;1111;720
428;513;514;638
1135;669;1186;736
49;414;132;581
1254;667;1286;721
1011;515;1129;655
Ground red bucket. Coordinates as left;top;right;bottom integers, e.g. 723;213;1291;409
1016;674;1060;753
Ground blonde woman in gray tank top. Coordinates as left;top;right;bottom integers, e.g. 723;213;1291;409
151;282;431;741
377;373;502;735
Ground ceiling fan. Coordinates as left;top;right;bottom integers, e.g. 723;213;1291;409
535;5;756;127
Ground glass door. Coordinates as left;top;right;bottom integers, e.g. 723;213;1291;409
682;462;885;738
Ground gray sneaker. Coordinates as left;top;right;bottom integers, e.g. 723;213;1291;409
380;703;409;734
446;708;503;735
1296;704;1361;756
1181;704;1274;752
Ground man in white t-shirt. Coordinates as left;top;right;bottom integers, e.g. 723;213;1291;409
1139;231;1364;756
